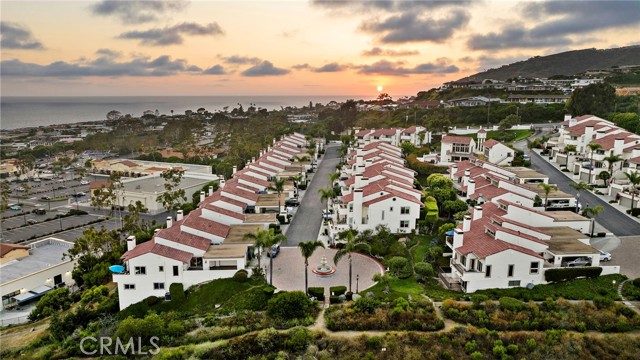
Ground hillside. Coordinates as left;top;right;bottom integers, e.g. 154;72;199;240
459;46;640;81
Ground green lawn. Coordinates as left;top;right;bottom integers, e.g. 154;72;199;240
410;235;433;263
465;129;533;144
367;277;424;300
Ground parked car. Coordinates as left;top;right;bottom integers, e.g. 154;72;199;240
32;208;47;215
567;257;591;267
285;198;300;207
266;244;281;258
523;154;530;161
599;250;612;262
8;205;22;211
16;187;25;192
27;219;38;225
80;180;89;185
322;210;332;220
41;196;51;200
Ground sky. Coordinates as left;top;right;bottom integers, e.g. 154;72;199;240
1;0;639;97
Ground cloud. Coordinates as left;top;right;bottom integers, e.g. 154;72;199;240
312;63;350;72
241;61;290;77
95;48;121;58
219;55;262;65
362;47;419;57
0;22;44;50
118;22;224;46
312;0;471;12
202;64;227;75
360;10;470;43
292;63;310;70
356;59;458;76
91;0;189;24
1;54;202;77
467;26;574;50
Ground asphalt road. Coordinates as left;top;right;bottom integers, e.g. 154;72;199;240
285;144;340;245
1;214;107;243
516;135;640;237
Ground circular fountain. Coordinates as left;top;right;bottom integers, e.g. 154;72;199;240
311;255;336;276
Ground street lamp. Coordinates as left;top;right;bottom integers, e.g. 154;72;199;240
356;274;359;294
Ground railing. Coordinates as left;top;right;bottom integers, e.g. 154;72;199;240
445;236;453;248
209;265;238;271
438;266;461;290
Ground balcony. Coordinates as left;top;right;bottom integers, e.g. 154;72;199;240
445;235;453;249
438;267;461;291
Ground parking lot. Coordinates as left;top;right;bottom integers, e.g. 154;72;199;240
1;214;106;243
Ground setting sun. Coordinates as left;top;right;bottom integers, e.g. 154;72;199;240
377;85;383;92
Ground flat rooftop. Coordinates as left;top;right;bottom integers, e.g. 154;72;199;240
0;238;73;285
522;184;574;199
122;174;214;194
544;211;586;221
509;167;548;179
542;227;597;255
255;193;286;207
204;245;247;259
224;224;264;244
244;213;277;223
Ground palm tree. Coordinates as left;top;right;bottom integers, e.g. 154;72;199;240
538;183;558;210
570;181;591;212
298;240;325;295
243;228;270;269
328;172;340;186
624;171;640;210
246;228;286;285
289;174;303;192
586;143;602;184
334;230;371;293
318;186;334;214
603;153;623;179
582;205;603;238
268;177;286;213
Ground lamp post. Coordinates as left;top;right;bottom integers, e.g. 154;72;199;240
356;274;359;294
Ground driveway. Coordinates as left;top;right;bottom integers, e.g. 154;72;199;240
285;144;340;246
515;135;640;237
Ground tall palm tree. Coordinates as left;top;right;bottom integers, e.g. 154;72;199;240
582;205;603;238
243;228;270;269
603;153;623;179
268;177;286;213
538;183;558;210
298;240;325;295
624;171;640;209
570;181;591;212
246;228;286;285
318;186;335;214
334;230;371;293
328;172;340;186
586;143;602;184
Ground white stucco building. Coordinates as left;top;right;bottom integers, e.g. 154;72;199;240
440;135;477;164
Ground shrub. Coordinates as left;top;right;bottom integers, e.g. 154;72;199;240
626;208;640;217
143;296;161;307
545;267;603;282
233;269;249;283
471;294;488;307
352;297;378;314
414;262;434;280
634;277;640;288
169;283;185;303
499;297;525;311
329;295;341;304
593;296;614;309
386;256;412;278
330;286;347;296
470;351;483;360
285;327;312;353
267;291;313;320
29;287;73;320
308;287;325;301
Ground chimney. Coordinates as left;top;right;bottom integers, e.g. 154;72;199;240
462;215;471;232
584;126;594;143
219;179;226;188
166;216;173;228
463;169;471;185
356;155;364;166
208;185;214;196
355;174;363;188
450;165;458;180
564;114;572;122
568;115;577;127
273;138;276;145
154;228;161;234
613;138;624;156
473;205;483;221
176;210;184;221
259;150;263;157
353;189;363;227
200;191;205;203
232;166;237;175
251;157;256;163
127;235;136;251
467;179;476;196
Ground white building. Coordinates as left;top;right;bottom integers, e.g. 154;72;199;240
440;135;477;164
355;126;432;147
1;239;76;312
480;139;515;166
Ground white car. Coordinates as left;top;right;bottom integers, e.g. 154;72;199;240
599;250;612;262
80;180;89;185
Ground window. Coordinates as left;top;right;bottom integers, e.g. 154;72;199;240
477;261;483;272
153;283;165;290
485;265;492;278
190;257;203;269
400;207;410;214
530;262;540;274
461;255;467;266
381;210;385;221
173;265;179;276
508;280;521;287
159;266;164;272
508;264;514;277
124;284;135;290
134;266;146;275
390;207;394;212
400;220;409;228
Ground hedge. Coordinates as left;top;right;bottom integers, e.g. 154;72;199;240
545;267;602;283
626;208;640;217
308;287;325;301
169;283;185;303
330;286;347;296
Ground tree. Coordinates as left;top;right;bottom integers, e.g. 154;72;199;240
268;177;286;213
106;110;122;121
0;181;9;214
442;199;468;218
245;228;286;285
29;288;73;320
566;83;616;118
318;186;335;214
598;171;611;185
298;240;325;295
267;291;313;320
582;205;603;238
603;153;623;176
123;200;149;233
570;181;591;211
624;171;640;209
64;226;123;287
334;230;371;292
328;172;340;186
586;143;602;184
156;169;186;217
498;114;520;131
243;228;272;270
538;183;558;210
414;262;434;281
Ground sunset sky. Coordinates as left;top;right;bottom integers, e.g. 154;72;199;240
1;0;638;97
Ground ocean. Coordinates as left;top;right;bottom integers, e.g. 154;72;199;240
0;95;367;130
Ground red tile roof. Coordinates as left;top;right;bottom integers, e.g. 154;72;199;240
118;160;139;168
402;125;418;134
477;127;486;134
442;135;472;144
482;139;500;149
237;174;271;188
204;204;246;221
156;221;211;251
362;141;399;152
356;129;373;137
222;186;260;202
469;184;508;200
371;128;398;137
0;243;29;257
122;240;194;263
591;132;639;150
629;156;640;165
181;208;230;238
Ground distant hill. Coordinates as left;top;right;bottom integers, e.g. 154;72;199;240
459;46;640;82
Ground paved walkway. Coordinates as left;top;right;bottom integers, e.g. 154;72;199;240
285;144;340;246
617;279;640;314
